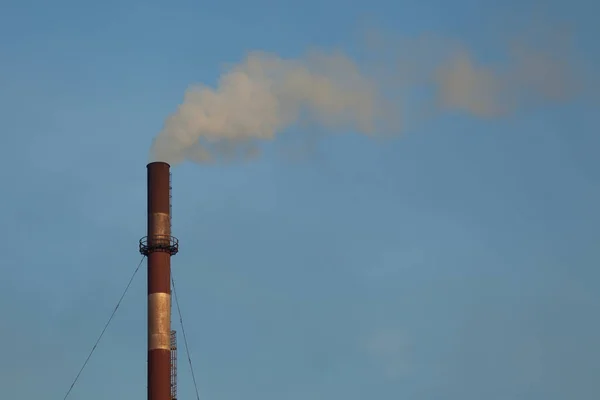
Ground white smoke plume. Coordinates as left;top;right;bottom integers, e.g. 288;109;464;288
150;30;584;165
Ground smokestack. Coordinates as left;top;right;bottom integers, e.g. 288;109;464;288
140;162;179;400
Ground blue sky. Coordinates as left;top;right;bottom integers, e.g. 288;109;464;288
1;0;598;399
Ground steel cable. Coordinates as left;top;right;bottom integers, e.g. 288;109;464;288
172;273;201;400
62;256;145;399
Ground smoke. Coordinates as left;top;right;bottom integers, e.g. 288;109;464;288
150;29;584;165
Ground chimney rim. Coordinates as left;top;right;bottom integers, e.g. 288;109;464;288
147;161;171;168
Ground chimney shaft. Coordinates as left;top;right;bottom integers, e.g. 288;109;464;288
141;162;179;400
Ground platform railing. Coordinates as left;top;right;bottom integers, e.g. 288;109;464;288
139;235;179;256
